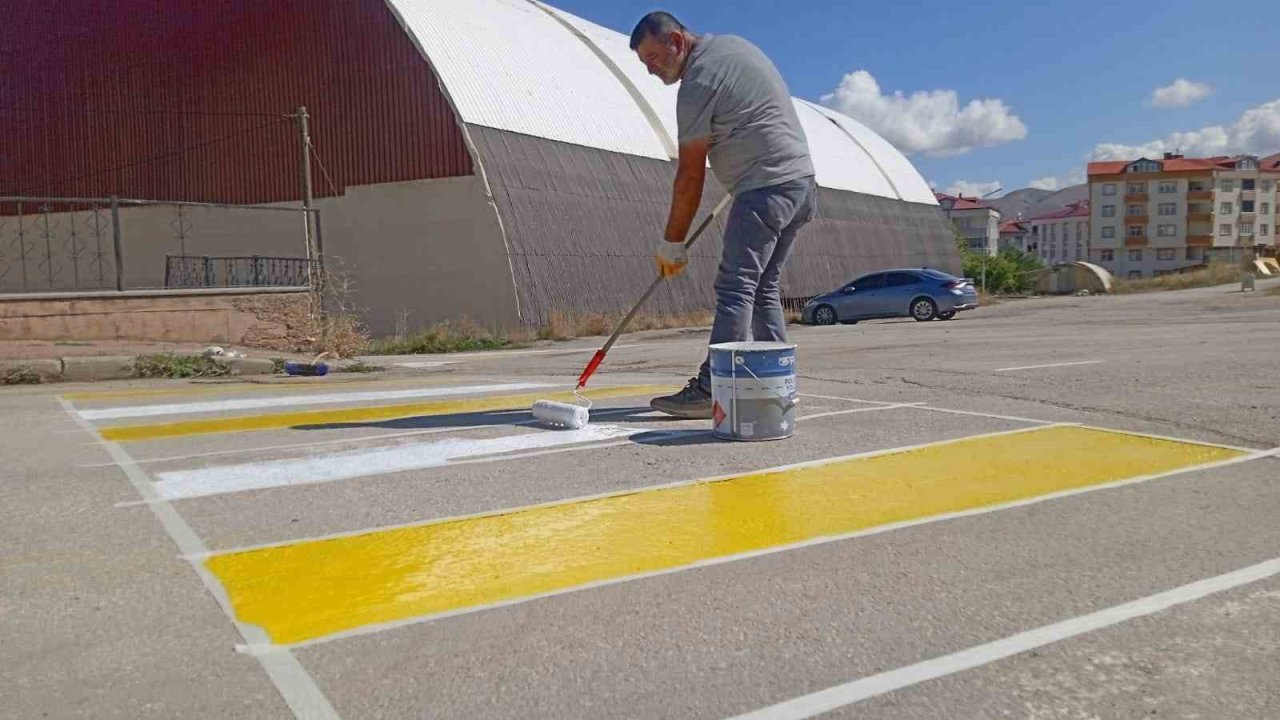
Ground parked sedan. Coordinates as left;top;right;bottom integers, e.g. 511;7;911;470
801;268;978;325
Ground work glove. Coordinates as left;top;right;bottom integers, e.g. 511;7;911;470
655;240;689;278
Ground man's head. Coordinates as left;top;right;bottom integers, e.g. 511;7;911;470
630;12;694;85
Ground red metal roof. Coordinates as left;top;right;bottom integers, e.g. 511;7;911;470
1085;154;1280;176
1;0;472;205
934;192;994;210
1029;201;1090;221
999;220;1029;234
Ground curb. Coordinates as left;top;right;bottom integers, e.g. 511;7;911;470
1;354;280;384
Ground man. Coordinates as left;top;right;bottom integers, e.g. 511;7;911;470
631;11;817;419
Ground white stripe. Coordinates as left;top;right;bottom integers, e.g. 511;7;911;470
993;360;1103;372
912;405;1061;425
798;392;902;406
728;556;1280;720
394;361;457;368
77;382;554;420
243;445;1273;653
154;424;641;500
56;398;340;719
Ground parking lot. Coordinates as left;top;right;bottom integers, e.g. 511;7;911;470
4;279;1279;719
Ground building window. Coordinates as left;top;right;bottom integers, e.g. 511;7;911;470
1263;203;1271;214
1262;180;1274;192
1158;224;1177;237
1220;201;1234;214
1102;205;1116;217
1129;270;1143;279
1243;178;1256;190
1186;247;1203;261
1157;248;1175;261
1076;222;1084;240
1128;249;1143;261
1242;200;1256;212
1220;179;1236;192
1076;244;1083;260
1127;205;1144;216
1102;226;1116;239
1240;159;1257;170
1101;249;1115;262
1158;203;1177;215
1240;222;1254;234
1262;224;1270;235
1103;183;1117;196
1128;225;1144;237
1158;181;1177;193
1130;160;1160;173
1220;224;1233;235
1128;182;1146;193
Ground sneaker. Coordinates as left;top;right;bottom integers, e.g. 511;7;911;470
651;377;714;419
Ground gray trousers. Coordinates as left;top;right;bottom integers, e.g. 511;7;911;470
697;175;817;389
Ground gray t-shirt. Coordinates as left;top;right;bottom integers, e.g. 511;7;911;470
677;34;814;195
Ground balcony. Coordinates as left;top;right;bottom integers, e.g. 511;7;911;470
1124;235;1148;247
1186;235;1213;246
1124;192;1149;203
1187;212;1214;223
1187;190;1213;201
1124;214;1149;224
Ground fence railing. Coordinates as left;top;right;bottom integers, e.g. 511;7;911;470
165;255;318;289
0;196;320;294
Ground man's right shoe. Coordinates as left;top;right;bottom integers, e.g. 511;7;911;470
650;377;714;419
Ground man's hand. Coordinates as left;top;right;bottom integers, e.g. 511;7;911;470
655;241;689;278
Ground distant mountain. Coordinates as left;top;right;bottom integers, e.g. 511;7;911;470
989;184;1089;221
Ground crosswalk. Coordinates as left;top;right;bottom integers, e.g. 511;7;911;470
63;377;1254;658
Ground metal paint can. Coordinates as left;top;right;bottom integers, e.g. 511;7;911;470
709;341;797;441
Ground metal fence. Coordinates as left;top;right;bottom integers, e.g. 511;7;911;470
0;196;320;294
165;255;319;289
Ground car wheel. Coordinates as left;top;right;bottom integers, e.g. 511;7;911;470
910;297;938;322
812;304;838;326
937;310;956;320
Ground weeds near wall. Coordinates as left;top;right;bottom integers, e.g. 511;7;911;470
1111;263;1243;294
2;366;43;385
134;353;231;379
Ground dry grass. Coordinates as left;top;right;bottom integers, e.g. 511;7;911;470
530;309;715;341
235;261;372;358
1266;285;1280;297
369;316;521;355
2;365;42;385
1111;263;1244;294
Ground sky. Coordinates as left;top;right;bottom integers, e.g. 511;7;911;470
550;0;1280;198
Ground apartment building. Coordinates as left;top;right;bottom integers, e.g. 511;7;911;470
998;219;1032;253
936;193;1001;256
1087;153;1280;279
1028;201;1090;265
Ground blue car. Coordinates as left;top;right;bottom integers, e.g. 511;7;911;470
801;268;978;324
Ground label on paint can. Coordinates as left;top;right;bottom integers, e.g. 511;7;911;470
708;341;797;442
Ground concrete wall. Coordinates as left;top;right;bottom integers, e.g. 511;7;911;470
312;176;520;337
0;288;308;343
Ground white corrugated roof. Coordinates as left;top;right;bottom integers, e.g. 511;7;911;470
383;0;937;203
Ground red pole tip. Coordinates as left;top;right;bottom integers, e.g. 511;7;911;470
576;350;606;389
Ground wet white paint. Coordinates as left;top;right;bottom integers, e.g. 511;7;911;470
153;424;640;500
77;382;554;420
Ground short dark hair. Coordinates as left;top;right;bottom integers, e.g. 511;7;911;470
629;11;686;50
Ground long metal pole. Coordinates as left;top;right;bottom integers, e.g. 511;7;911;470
295;106;315;263
110;197;124;291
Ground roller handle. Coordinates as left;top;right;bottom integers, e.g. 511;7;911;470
576;193;733;389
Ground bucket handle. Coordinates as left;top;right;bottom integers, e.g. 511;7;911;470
733;355;798;409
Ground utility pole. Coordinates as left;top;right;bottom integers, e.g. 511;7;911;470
294;106;322;305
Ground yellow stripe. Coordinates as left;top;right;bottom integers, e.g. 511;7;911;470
99;385;671;442
206;426;1243;645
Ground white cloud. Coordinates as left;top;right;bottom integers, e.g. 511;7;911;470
1150;78;1212;108
943;180;1002;198
1029;167;1086;191
1091;99;1280;160
820;70;1027;157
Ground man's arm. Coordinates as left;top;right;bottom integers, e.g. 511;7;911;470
663;138;710;243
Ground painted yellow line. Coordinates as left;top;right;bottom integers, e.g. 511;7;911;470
98;385;671;443
206;426;1244;645
62;375;462;403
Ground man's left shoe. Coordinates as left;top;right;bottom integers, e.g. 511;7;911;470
650;377;714;419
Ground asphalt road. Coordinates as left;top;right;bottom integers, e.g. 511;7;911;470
3;277;1278;719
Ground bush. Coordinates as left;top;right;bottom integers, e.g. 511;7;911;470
956;237;1043;295
134;353;231;379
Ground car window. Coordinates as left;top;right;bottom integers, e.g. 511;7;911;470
919;269;954;280
852;273;884;290
885;272;919;287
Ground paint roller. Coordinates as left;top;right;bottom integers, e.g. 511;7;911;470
532;194;733;429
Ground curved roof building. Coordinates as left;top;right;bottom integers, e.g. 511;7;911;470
3;0;958;332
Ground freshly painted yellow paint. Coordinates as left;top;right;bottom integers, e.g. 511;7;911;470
99;385;671;442
206;426;1242;645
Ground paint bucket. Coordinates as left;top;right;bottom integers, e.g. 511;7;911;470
709;341;797;441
